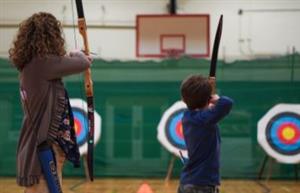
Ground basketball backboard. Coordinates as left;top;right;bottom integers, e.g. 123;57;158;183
136;14;210;58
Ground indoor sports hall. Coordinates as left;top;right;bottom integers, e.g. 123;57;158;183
0;1;300;193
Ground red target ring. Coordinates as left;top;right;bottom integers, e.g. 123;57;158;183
277;123;300;145
175;120;184;140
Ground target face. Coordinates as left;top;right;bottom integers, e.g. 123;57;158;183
73;108;89;146
70;98;101;156
165;110;186;149
258;104;300;163
157;101;188;158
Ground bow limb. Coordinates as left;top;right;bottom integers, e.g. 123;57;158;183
75;0;95;181
209;15;223;94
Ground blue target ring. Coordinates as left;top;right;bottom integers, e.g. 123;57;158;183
266;112;300;155
165;109;186;150
72;107;89;146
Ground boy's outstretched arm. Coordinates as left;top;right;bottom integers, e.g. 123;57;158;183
201;95;234;125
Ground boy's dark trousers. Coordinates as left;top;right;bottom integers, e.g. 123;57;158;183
178;184;219;193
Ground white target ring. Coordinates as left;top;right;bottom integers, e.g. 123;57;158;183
70;98;101;156
258;104;300;164
157;100;188;158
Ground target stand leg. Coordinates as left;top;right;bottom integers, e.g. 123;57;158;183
266;157;274;182
295;165;299;181
258;155;269;180
165;155;176;183
83;155;92;182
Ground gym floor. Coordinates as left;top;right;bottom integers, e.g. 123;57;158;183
1;178;300;193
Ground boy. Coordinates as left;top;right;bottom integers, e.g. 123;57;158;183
178;75;233;193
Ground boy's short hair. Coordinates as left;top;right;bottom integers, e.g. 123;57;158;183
180;75;212;110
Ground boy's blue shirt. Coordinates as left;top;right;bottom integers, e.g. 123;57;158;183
180;96;233;186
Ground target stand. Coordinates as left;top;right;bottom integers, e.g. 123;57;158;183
257;104;300;180
157;101;188;182
258;155;299;181
70;98;102;181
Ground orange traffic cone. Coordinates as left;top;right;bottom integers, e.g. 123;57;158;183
136;182;154;193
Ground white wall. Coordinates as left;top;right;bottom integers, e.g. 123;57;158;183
0;0;300;60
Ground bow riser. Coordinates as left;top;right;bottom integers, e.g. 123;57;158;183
77;19;93;96
75;0;95;181
78;19;90;55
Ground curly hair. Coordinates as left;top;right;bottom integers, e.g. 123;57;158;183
9;12;66;71
181;75;212;110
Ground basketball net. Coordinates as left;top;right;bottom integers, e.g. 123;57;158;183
164;49;184;59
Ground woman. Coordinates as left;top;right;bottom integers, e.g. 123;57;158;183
9;12;92;193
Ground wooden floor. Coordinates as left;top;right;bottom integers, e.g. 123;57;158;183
1;178;300;193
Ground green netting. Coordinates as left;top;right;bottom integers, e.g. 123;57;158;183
0;55;299;179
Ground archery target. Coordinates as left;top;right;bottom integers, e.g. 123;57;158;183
70;98;101;155
258;104;300;164
157;100;188;158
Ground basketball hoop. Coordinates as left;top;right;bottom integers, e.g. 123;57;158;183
163;49;184;59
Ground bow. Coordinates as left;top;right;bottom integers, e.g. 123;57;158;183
209;15;223;93
74;0;95;181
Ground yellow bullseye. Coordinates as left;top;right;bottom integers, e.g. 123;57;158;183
282;127;295;140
